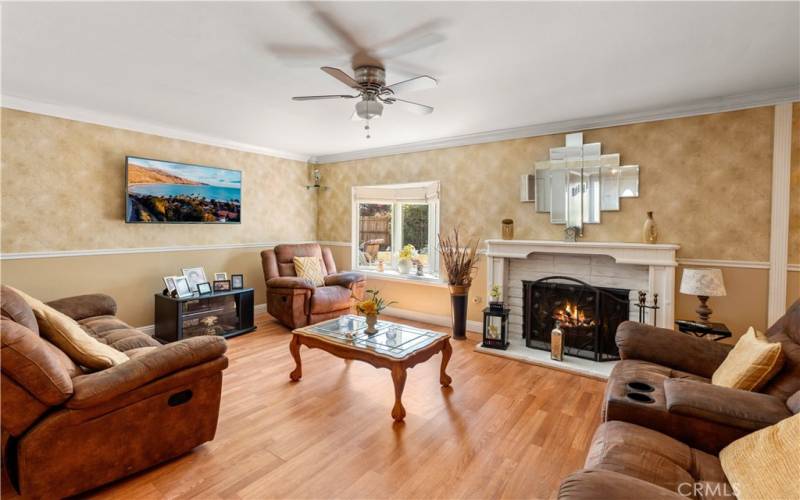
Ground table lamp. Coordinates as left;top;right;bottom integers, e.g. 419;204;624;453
680;268;727;323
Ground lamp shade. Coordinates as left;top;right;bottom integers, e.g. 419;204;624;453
680;268;727;297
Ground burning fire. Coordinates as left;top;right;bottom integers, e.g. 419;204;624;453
554;302;595;327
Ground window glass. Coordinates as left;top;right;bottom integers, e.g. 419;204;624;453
358;203;392;268
401;203;430;267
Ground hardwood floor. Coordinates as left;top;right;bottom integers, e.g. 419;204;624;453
9;314;607;499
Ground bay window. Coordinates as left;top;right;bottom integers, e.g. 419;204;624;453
352;181;440;279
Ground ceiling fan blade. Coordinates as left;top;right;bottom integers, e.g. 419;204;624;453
321;66;362;90
311;9;363;53
388;97;434;115
372;20;447;60
292;94;358;101
384;75;438;95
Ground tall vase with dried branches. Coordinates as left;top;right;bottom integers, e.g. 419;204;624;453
438;228;481;340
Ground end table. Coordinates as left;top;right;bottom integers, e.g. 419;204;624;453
675;319;731;342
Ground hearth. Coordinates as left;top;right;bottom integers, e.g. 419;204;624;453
522;277;630;361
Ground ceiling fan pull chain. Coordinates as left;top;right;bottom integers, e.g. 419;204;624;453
365;120;371;139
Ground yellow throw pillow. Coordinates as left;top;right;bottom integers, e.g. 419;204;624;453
9;286;129;370
720;413;799;500
293;256;325;287
711;327;783;391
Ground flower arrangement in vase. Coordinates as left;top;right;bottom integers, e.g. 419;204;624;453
397;244;416;274
355;289;396;334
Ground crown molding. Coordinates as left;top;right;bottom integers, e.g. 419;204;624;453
1;95;310;162
309;86;800;164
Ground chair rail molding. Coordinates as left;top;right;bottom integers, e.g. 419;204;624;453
768;103;793;324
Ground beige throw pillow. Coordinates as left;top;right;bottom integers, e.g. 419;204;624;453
720;413;799;500
9;286;129;370
293;256;325;287
711;327;783;391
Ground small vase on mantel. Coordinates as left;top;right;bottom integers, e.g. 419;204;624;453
642;211;658;244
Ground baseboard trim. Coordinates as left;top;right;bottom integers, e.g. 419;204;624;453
383;306;482;333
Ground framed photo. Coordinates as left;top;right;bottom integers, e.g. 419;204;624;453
163;276;177;293
231;274;244;289
182;267;207;291
197;282;213;295
173;276;194;298
213;280;231;292
214;272;227;281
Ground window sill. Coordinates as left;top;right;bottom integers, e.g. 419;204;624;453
358;269;447;288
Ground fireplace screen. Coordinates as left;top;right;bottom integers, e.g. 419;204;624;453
522;277;630;361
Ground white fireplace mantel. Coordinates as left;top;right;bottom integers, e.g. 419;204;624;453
485;239;680;329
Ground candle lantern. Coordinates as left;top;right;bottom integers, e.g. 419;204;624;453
482;306;509;350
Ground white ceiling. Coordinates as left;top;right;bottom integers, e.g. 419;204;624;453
3;2;799;161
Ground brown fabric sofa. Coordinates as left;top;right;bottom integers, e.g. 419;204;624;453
559;395;799;500
261;243;366;329
1;285;229;498
602;299;800;454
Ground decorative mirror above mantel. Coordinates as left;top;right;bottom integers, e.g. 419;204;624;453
532;132;639;234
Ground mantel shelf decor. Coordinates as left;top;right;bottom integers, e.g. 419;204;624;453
532;132;640;234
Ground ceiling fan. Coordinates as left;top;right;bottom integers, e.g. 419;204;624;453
292;66;437;138
279;6;442;138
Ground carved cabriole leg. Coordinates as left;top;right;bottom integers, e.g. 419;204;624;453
440;339;453;387
390;364;407;422
289;334;303;381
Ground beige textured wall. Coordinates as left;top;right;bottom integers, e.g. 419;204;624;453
1;248;270;327
1;109;315;326
790;102;800;264
1;109;316;252
318;106;792;335
317;107;775;261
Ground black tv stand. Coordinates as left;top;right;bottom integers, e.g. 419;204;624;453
154;288;255;343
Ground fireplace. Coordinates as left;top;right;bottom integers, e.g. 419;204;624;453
522;276;630;361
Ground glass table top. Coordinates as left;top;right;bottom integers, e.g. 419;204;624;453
295;315;448;359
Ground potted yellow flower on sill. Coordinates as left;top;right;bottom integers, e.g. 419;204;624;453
397;244;416;274
355;289;396;334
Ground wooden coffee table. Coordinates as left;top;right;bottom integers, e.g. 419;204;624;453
290;315;452;422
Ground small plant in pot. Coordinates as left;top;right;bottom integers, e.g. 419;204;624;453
439;228;481;340
355;289;396;334
397;244;416;274
489;284;504;310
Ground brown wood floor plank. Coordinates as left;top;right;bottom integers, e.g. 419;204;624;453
2;313;605;499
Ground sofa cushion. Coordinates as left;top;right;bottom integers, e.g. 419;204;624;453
310;286;352;314
712;327;783;391
762;299;800;400
1;284;39;334
586;421;732;500
293;256;325;287
1;318;73;404
79;315;161;352
720;413;800;500
8;286;129;370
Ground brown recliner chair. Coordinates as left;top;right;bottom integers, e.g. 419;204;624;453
1;285;228;498
558;407;799;500
261;243;366;329
602;299;800;454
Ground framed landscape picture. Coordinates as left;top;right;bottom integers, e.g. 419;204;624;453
125;156;241;223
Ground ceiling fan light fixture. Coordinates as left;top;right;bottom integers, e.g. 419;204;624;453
356;98;383;120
